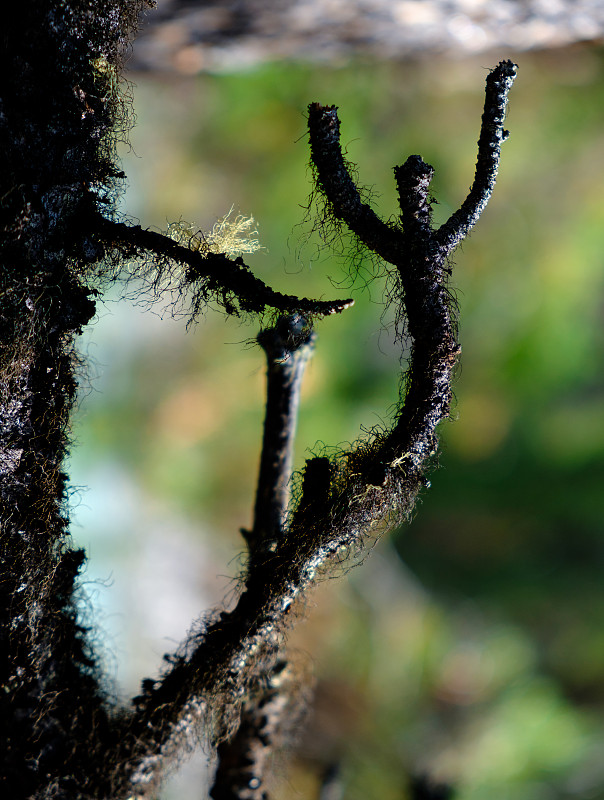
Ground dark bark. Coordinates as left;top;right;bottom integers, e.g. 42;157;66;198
0;2;149;796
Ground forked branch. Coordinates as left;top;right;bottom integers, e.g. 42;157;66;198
110;62;516;798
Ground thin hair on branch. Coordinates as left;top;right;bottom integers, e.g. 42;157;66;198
94;215;354;320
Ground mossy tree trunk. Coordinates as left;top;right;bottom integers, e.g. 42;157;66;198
0;2;147;796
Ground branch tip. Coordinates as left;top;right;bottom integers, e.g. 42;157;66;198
395;154;435;233
435;59;517;251
308;103;402;264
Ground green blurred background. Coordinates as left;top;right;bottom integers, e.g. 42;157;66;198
70;46;604;799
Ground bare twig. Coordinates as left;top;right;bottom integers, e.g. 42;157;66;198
435;60;518;252
306;59;517;484
246;314;316;554
394;154;435;236
95;217;354;318
307;104;403;266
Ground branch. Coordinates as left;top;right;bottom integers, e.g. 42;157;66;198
213;317;315;797
245;314;316;554
211;317;315;799
394;154;435;237
107;63;516;798
435;60;518;253
385;153;459;479
95;216;354;318
209;660;308;800
307;103;404;265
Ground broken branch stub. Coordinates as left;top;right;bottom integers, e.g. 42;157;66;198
247;314;316;554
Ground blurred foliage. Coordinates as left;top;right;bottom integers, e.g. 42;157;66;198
71;46;604;799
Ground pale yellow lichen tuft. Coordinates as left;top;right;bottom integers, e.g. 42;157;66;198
167;207;264;259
